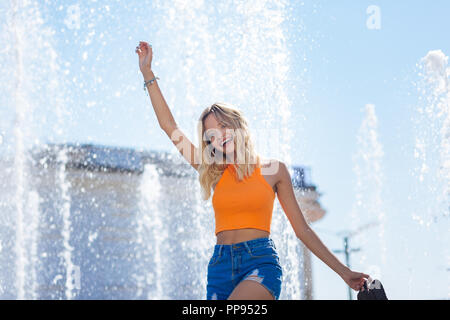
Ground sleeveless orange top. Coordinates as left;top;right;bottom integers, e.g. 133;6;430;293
212;164;276;235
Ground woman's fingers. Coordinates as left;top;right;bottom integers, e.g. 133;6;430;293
355;272;370;281
136;41;152;55
135;44;144;54
135;42;152;71
348;272;367;291
140;42;152;53
140;40;151;48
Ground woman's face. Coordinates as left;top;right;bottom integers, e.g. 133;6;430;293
203;113;235;157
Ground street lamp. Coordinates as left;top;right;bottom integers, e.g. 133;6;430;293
332;236;360;300
332;221;379;300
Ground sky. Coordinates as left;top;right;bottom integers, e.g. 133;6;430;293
1;0;449;299
292;0;449;299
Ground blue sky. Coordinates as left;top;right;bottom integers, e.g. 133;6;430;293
294;0;449;299
1;0;449;299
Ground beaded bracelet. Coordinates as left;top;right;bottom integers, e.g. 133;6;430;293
143;76;160;92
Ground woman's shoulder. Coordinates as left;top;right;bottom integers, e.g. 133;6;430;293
258;158;283;175
259;157;278;166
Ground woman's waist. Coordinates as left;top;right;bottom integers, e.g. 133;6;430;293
215;228;270;245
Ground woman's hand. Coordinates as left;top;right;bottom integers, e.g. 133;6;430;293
135;41;153;78
340;269;370;291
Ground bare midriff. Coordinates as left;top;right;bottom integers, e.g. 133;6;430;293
216;228;270;245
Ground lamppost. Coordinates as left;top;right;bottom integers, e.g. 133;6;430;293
332;235;360;300
329;221;379;300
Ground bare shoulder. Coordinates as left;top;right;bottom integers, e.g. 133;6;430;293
259;158;287;180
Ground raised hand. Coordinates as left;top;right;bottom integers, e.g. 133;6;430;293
135;41;153;77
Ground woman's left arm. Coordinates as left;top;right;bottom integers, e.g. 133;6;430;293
274;160;369;291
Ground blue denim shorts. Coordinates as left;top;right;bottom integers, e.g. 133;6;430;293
206;237;283;300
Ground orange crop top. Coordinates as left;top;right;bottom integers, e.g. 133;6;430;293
212;164;276;235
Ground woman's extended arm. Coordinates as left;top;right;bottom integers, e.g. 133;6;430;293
274;160;369;291
136;41;199;171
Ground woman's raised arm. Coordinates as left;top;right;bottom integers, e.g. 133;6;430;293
136;41;199;171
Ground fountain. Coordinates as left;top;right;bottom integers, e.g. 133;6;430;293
413;50;449;225
411;50;449;298
136;163;166;299
351;103;387;279
0;0;325;299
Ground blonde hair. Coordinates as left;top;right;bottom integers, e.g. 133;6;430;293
196;102;261;200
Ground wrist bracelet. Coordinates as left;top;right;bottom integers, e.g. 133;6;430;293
143;76;160;92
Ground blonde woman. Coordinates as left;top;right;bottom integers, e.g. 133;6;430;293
136;41;370;300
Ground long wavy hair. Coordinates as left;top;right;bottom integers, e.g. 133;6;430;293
196;102;261;200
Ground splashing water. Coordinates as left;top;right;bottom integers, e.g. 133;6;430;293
412;50;450;298
413;50;450;225
0;0;312;299
0;0;48;299
0;0;76;299
136;164;166;299
351;104;387;277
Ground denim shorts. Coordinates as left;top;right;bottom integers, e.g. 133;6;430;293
206;237;283;300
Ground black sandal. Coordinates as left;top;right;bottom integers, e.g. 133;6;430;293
357;279;388;300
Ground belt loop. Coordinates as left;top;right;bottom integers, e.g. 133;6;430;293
218;244;223;257
243;242;251;254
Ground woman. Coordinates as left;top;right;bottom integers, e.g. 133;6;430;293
135;41;369;300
